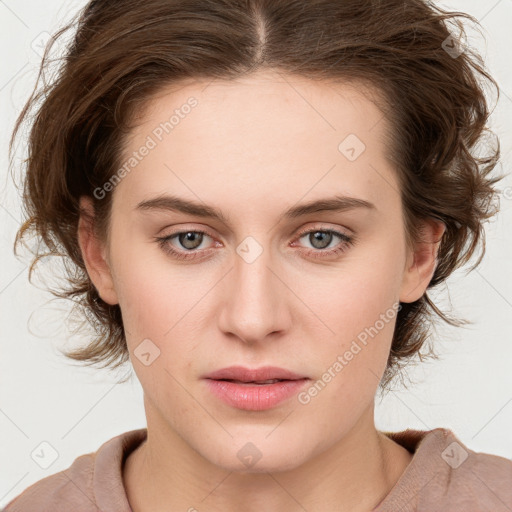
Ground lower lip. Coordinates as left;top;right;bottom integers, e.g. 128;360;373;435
204;378;310;411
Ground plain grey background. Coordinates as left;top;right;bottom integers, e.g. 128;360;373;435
1;0;511;507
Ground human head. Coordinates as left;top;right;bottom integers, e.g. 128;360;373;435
12;0;502;396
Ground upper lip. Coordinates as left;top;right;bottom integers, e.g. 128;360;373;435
203;366;308;382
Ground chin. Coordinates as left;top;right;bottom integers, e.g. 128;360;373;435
203;436;311;474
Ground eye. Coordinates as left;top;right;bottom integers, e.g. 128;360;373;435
292;227;356;259
155;229;216;261
155;226;357;262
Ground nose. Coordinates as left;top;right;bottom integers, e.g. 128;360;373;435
217;242;292;345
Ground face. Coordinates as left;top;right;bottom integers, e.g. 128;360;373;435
79;70;443;472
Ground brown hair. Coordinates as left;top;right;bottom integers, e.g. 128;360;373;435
10;0;504;391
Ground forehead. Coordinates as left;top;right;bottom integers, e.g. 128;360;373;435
133;70;389;139
114;70;400;218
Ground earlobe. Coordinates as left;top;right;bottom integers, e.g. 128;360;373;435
77;196;119;305
399;218;446;303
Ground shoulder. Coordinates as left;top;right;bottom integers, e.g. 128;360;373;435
377;427;512;511
2;452;97;512
436;429;512;510
2;428;147;512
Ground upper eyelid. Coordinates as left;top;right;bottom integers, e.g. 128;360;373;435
295;225;351;237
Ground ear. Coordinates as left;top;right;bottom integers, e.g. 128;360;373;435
399;218;446;303
77;196;119;305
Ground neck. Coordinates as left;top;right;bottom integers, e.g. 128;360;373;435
123;401;413;512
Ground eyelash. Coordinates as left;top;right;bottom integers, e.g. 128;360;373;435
155;226;356;261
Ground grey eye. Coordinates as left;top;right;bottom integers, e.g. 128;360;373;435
177;232;205;250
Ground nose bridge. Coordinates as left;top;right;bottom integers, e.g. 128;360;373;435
218;235;289;343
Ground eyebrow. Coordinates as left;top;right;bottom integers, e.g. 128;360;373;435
135;194;376;225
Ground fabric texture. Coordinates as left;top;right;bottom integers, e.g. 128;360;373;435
3;427;511;511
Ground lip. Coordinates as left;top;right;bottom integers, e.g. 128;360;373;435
202;366;310;411
204;378;310;411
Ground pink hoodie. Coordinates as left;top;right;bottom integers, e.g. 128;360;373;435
3;427;512;511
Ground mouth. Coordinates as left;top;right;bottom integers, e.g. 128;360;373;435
214;378;293;385
203;365;308;382
201;366;310;410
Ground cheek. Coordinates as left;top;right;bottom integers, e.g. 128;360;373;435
296;274;400;430
295;251;403;395
110;243;217;373
299;250;402;342
114;263;196;341
112;259;202;410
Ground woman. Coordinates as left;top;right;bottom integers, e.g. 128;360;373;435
5;0;511;511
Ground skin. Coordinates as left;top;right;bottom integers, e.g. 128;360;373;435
78;69;445;512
